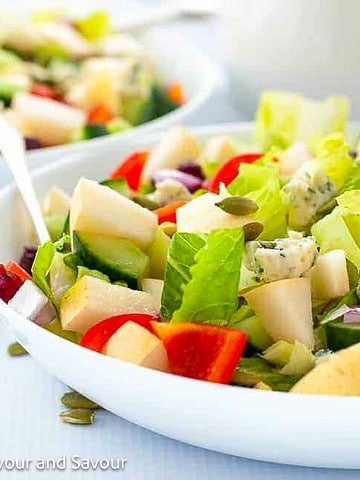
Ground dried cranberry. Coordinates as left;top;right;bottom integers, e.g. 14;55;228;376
349;149;358;160
177;161;205;180
19;246;37;274
0;265;23;303
25;137;42;151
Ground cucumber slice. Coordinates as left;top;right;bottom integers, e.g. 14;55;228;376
326;319;360;351
73;230;149;288
83;123;108;139
0;75;29;106
62;212;70;236
236;315;273;351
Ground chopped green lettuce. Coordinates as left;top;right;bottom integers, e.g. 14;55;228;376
49;252;76;303
31;236;70;307
229;163;287;240
160;233;206;321
311;206;360;270
319;286;358;325
0;49;22;72
75;11;111;41
34;44;69;64
255;91;349;151
341;162;360;193
232;357;302;392
336;190;360;214
171;228;244;324
316;133;353;188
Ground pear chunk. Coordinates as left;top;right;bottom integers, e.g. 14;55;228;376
141;127;201;183
244;278;314;349
176;192;254;234
70;178;157;249
60;276;158;334
199;136;237;166
42;187;71;216
305;250;350;300
292;343;360;395
105;321;170;372
142;278;164;310
13;93;85;146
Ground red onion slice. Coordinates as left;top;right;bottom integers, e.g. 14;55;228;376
321;304;352;324
153;169;202;192
344;306;360;324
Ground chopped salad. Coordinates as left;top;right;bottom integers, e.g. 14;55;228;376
3;91;360;396
0;10;185;149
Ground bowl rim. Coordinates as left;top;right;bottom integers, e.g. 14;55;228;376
1;120;360;403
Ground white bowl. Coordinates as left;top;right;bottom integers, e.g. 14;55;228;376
0;28;221;178
1;123;360;470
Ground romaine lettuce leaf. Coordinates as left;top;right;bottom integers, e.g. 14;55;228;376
232;357;302;392
160;233;206;321
311;207;360;270
31;236;70;307
319;286;358;325
336;190;360;214
171;228;244;324
316;133;353;188
341;162;360;193
255;91;349;151
228;163;287;240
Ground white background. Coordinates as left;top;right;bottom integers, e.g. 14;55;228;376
0;1;359;478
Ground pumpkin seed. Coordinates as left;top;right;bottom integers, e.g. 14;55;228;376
317;198;337;215
161;222;177;236
243;221;264;241
215;196;259;215
7;342;28;356
59;408;96;425
61;392;99;410
133;195;159;210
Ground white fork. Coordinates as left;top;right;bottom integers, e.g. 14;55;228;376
0;115;50;244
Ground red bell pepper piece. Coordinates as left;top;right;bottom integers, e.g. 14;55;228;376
30;84;58;100
80;313;158;353
110;151;149;191
87;104;114;124
151;321;247;384
5;261;32;282
167;83;186;105
154;200;187;225
208;153;263;194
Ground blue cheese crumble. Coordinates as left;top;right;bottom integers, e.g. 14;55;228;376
244;235;317;283
282;162;337;230
152;179;192;206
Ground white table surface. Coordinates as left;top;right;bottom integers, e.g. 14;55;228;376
0;1;359;479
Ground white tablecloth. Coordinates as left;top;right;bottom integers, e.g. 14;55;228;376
0;1;358;478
